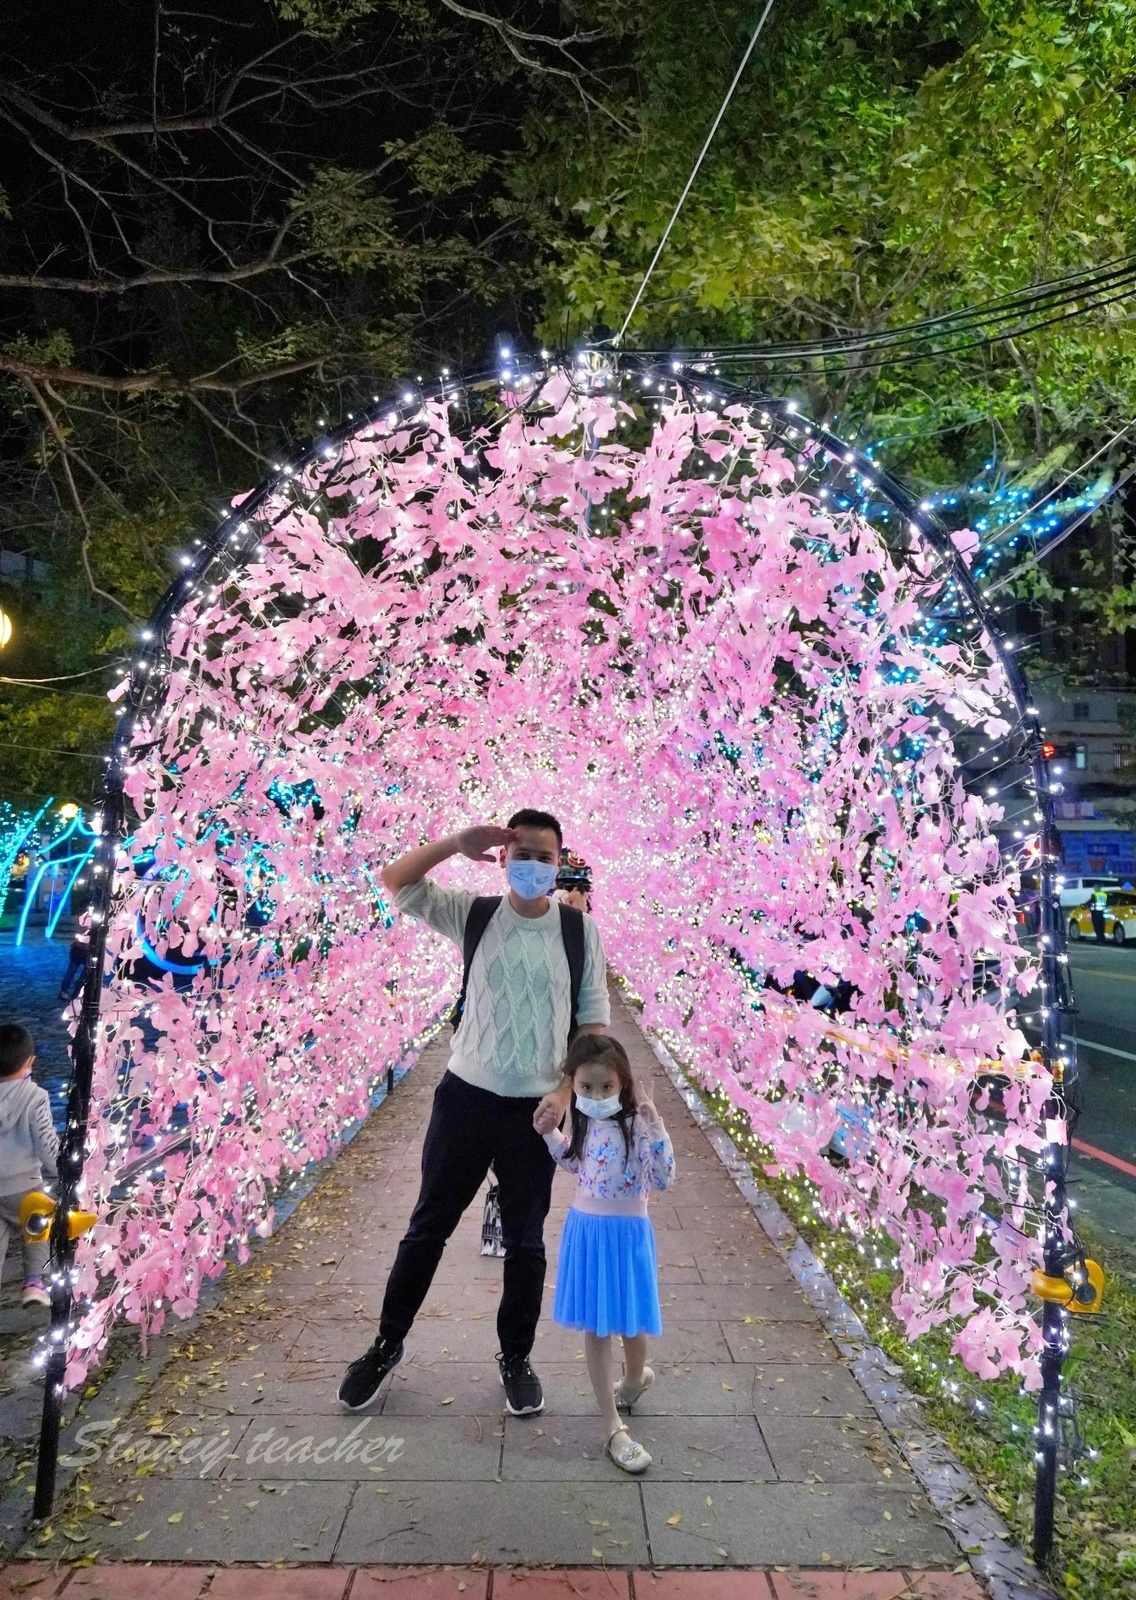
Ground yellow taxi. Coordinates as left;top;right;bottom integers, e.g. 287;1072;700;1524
1067;889;1136;946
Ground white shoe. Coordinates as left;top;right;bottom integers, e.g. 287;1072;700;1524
22;1282;50;1309
607;1424;651;1474
614;1365;654;1408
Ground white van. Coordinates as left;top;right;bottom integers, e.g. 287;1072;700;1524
1058;874;1121;909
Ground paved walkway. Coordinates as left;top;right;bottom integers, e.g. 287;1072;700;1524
8;990;976;1587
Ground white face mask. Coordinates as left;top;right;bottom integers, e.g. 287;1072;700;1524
507;858;559;900
575;1092;623;1120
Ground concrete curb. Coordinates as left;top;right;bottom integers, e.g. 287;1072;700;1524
645;1029;1055;1600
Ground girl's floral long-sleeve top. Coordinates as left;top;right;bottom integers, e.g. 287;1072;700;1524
543;1111;675;1206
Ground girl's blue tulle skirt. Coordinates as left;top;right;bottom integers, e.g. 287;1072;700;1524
551;1207;662;1337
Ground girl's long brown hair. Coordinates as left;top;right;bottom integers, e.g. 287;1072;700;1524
563;1033;636;1162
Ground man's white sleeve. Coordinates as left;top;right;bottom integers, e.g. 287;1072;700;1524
394;878;476;948
576;913;611;1026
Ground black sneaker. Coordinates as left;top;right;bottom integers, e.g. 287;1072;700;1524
498;1352;544;1415
337;1336;403;1411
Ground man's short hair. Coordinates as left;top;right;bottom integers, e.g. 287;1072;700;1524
0;1023;35;1079
507;808;563;848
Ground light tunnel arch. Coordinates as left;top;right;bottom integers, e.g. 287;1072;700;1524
43;352;1071;1434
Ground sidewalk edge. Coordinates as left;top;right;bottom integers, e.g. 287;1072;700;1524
646;1029;1055;1600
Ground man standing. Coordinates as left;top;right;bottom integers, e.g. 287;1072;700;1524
337;809;610;1416
1090;886;1108;945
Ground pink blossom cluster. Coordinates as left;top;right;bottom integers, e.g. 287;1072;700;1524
69;377;1050;1388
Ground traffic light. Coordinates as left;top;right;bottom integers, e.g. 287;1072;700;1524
1041;741;1057;761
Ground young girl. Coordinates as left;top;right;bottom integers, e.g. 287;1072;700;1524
533;1033;675;1473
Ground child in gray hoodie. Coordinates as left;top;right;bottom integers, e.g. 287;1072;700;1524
0;1023;59;1308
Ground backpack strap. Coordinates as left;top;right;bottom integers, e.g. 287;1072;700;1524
450;895;588;1041
558;902;586;1041
451;896;502;1031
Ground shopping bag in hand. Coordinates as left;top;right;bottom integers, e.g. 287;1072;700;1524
481;1181;505;1257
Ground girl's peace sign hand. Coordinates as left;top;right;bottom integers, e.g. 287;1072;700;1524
637;1079;660;1124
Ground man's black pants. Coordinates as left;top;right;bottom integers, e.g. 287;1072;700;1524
379;1070;556;1362
1091;908;1106;944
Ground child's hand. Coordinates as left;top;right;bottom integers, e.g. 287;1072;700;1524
533;1101;561;1136
637;1079;660;1124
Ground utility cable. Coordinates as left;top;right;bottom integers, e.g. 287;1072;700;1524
625;253;1136;361
616;0;777;346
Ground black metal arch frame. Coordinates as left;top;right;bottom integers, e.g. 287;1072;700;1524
33;351;1074;1566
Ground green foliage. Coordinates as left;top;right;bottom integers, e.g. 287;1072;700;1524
289;166;399;275
388;125;495;197
0;693;111;806
273;0;378;34
518;0;1136;455
699;1081;1136;1599
511;0;1136;674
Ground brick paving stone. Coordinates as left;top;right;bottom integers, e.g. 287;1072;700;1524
493;1571;632;1599
768;1573;915;1600
0;1564;71;1600
350;1571;490;1599
64;1565;211;1600
764;1574;915;1600
208;1567;350;1599
636;1575;775;1600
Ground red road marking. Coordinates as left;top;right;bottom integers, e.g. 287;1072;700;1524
1072;1136;1136;1180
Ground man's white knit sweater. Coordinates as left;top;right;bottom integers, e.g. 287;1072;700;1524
396;878;610;1097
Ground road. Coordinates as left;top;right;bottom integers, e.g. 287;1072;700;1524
1057;940;1136;1245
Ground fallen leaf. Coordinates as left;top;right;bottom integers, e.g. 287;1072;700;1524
134;1531;150;1542
883;1511;892;1522
591;1547;604;1559
666;1513;683;1527
168;1512;183;1524
441;1397;455;1406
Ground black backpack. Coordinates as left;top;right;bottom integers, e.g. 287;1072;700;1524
450;896;586;1040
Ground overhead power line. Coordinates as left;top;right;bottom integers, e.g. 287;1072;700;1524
621;254;1136;373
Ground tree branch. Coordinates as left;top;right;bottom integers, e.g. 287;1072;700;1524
21;379;142;621
0;350;330;395
0;254;311;294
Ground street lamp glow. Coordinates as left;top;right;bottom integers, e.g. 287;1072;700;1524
0;608;12;649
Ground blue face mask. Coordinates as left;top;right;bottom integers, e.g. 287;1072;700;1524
575;1092;623;1120
507;858;559;901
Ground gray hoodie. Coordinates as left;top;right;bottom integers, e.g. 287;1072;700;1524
0;1077;59;1198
